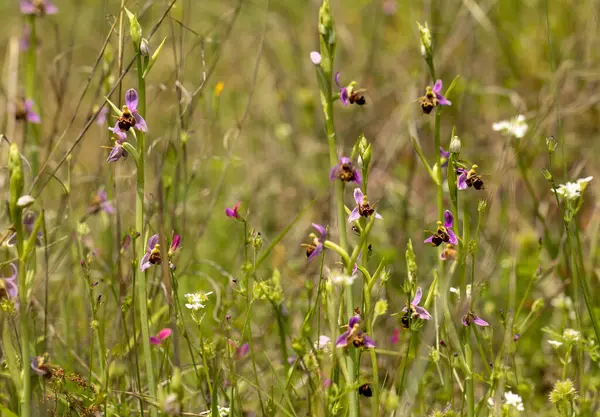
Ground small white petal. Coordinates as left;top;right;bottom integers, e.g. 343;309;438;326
17;195;35;208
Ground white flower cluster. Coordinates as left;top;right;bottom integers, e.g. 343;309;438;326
504;391;525;412
488;391;525;412
184;291;213;310
492;115;528;139
553;177;593;201
328;269;357;286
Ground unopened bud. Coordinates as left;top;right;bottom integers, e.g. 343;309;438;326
531;297;544;313
449;135;461;154
8;143;24;220
542;168;553;182
546;136;557;153
417;22;432;57
125;8;142;49
318;0;336;46
140;38;151;57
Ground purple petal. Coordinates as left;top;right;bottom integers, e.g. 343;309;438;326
414;306;431;320
312;223;327;238
352;263;358;275
329;164;339;181
436;94;452;106
348;315;360;328
374;212;383;220
125;89;139;112
97;107;108;125
457;172;468;190
133;113;148;132
158;328;172;340
353;188;364;205
335;72;342;88
24;100;41;124
44;2;58;14
20;1;37;14
106;144;124;163
401;306;408;313
411;287;423;305
340;156;351;165
335;331;351;348
225;208;236;218
440;147;450;159
147;234;159;251
473;316;489;327
447;229;458;245
109;123;127;140
362;334;376;348
236;343;250;359
353;169;362;185
307;243;323;262
443;210;454;228
102;202;116;214
462;316;469;326
140;252;151;271
348;207;361;223
27;110;41;124
149;336;161;345
340;88;349;106
432;79;443;93
390;328;400;344
7;263;18;281
171;235;181;251
424;235;434;244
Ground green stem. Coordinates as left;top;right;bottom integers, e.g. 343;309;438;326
25;17;39;176
569;222;600;343
15;211;30;417
135;53;157;416
465;332;475;417
434;107;443;222
319;36;357;416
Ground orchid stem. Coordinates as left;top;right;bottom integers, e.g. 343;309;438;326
135;51;157;416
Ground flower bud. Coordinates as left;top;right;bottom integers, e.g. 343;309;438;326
417;22;432;58
531;297;544;313
546;136;557;153
449;135;461;154
125;8;142;50
541;168;553;182
318;0;336;46
374;299;388;318
140;38;151;57
8;143;24;221
17;195;35;208
549;379;577;407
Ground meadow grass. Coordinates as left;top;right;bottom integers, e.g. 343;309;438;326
1;0;600;416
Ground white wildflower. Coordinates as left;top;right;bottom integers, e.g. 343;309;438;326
465;284;472;299
548;340;563;348
504;391;524;412
328;269;357;286
487;397;494;407
184;291;213;310
492;115;528;139
314;335;331;350
449;287;460;297
563;329;581;343
553;177;593;201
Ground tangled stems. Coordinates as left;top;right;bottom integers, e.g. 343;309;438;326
134;51;157;416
